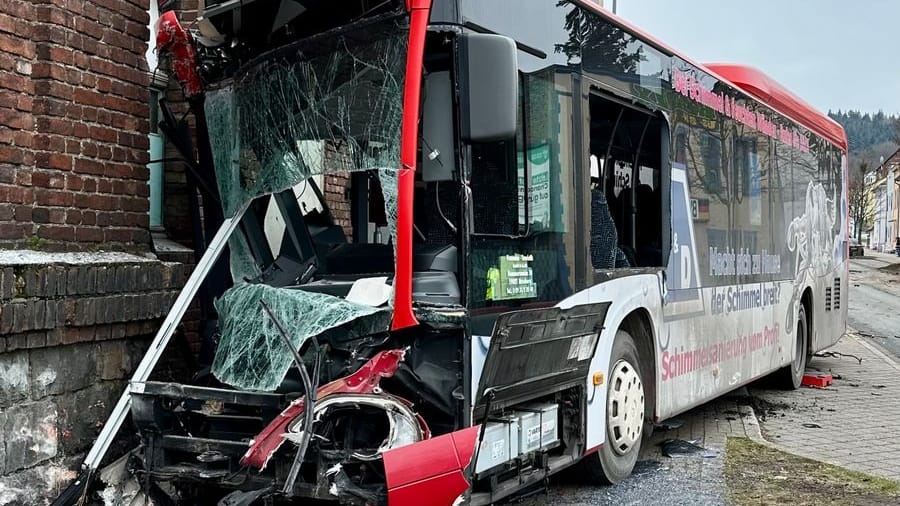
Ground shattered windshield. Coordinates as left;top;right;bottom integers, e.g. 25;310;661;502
204;17;408;391
206;17;407;218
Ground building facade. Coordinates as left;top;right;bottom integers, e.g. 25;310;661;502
867;149;900;252
0;0;190;501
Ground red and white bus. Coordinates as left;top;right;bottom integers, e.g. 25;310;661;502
63;1;848;505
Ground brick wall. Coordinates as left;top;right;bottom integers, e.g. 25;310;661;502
0;256;186;502
0;0;152;252
0;0;194;502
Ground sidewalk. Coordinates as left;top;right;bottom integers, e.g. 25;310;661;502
749;334;900;481
860;248;900;264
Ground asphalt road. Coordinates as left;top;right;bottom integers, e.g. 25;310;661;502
848;254;900;358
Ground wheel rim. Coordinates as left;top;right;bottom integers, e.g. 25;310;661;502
607;359;644;456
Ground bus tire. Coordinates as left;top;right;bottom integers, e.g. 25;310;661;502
581;329;645;485
776;304;808;389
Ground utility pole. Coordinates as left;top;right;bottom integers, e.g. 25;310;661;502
613;0;617;13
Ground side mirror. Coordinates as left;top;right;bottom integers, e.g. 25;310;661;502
459;33;518;143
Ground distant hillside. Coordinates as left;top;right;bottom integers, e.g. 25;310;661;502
829;110;899;169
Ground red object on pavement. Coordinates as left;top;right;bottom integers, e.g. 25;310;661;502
240;349;408;469
382;425;479;506
801;372;833;388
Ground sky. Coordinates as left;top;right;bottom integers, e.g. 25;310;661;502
616;0;899;115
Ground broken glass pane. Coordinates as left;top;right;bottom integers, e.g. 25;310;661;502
205;19;406;280
212;283;391;391
205;21;407;218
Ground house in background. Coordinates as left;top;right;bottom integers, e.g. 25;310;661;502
866;148;900;252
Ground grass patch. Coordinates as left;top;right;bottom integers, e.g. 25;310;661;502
725;437;900;506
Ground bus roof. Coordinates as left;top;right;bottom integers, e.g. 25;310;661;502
576;1;848;152
705;64;848;152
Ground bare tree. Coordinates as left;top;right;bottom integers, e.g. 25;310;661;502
849;161;876;242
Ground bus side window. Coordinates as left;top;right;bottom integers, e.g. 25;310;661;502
587;92;665;269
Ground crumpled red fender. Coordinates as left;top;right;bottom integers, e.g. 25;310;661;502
241;349;410;469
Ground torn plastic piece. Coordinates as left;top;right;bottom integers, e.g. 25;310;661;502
241;349;407;470
801;372;833;388
660;439;713;458
212;283;389;391
345;276;392;306
331;467;387;504
98;451;148;506
382;426;480;506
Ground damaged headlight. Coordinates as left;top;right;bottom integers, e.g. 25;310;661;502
286;393;427;461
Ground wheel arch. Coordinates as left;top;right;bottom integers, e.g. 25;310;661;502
801;285;813;352
618;308;658;424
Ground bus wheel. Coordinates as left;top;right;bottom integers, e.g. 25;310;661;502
776;304;808;389
581;329;644;485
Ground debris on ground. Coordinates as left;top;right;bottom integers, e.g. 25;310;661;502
660;439;718;458
801;423;822;429
656;418;685;430
725;437;900;506
814;351;863;364
801;372;833;388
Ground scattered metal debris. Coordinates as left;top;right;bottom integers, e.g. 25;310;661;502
814;351;863;364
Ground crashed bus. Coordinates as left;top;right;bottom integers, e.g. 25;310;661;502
58;0;849;504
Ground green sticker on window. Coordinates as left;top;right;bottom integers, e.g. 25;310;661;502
488;254;537;301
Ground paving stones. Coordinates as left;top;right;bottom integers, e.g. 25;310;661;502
520;391;759;505
750;334;900;481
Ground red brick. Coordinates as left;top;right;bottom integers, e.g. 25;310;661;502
0;34;35;59
0;222;28;239
74;226;103;242
65;139;80;154
48;208;65;223
36;224;75;241
0;71;32;93
0;108;32;130
35;152;72;171
33;134;66;152
89;125;117;143
35;188;74;207
65;174;84;191
36;116;74;135
103;227;131;243
73;157;105;175
13;205;31;221
65;209;82;224
0;145;26;164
